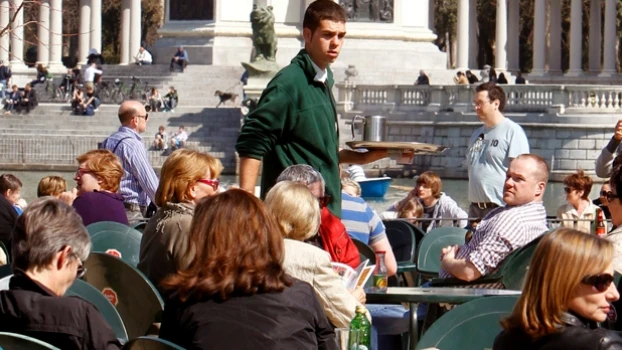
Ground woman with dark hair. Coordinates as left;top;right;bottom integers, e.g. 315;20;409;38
494;228;622;349
557;169;598;233
159;189;337;350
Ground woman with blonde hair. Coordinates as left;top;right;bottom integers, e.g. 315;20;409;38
138;148;222;293
70;149;127;226
265;181;364;329
494;228;622;349
159;190;336;349
37;176;67;198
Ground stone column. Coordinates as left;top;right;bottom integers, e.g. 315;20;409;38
567;0;583;75
494;0;507;71
456;0;469;70
130;0;141;61
548;0;562;73
588;0;602;72
9;0;24;67
0;0;8;63
120;0;131;64
428;0;434;32
507;0;519;71
36;0;50;65
601;0;617;76
78;0;91;65
468;0;478;68
90;0;102;54
531;0;546;75
48;0;63;70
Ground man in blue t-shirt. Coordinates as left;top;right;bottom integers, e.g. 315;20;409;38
467;82;530;221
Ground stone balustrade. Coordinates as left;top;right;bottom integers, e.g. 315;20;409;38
336;83;622;115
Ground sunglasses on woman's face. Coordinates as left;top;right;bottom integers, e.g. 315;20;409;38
582;273;615;292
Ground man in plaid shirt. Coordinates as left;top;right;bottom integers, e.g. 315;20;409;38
439;154;549;281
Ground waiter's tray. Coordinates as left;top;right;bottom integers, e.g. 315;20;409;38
346;141;448;155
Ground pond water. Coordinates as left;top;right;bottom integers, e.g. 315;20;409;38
2;170;604;217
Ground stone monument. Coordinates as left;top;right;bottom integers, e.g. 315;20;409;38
242;3;280;103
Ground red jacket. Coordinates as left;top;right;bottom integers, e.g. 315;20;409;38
318;207;361;269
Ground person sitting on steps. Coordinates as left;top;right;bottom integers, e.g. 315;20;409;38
4;85;21;115
17;83;37;114
170;46;189;72
169;126;188;150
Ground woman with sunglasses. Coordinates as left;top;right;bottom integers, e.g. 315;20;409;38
68;149;128;226
556;169;599;234
138;149;222;294
494;228;622;349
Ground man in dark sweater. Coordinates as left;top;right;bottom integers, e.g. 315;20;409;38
0;194;16;251
236;0;386;217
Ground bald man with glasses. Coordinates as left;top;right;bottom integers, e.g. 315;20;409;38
101;100;159;224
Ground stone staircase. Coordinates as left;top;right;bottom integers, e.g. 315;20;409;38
0;103;242;173
28;64;246;108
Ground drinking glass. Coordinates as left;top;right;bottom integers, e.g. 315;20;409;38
335;328;359;350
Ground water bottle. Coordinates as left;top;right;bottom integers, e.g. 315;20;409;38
372;251;388;292
349;305;371;350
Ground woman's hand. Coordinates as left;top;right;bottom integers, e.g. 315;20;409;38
349;287;366;304
58;188;78;206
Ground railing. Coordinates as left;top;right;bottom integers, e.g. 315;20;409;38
0;136;171;167
336;83;622;115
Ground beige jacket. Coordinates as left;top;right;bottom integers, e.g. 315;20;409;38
606;225;622;274
283;239;358;328
557;202;599;234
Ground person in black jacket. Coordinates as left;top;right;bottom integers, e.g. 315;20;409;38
494;228;622;350
17;83;37;114
0;198;121;350
159;189;337;350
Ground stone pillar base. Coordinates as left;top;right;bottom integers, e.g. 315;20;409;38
598;70;618;78
565;70;583;77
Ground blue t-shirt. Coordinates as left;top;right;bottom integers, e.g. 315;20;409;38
467;117;530;205
340;192;386;245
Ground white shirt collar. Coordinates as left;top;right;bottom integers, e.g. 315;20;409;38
310;60;328;83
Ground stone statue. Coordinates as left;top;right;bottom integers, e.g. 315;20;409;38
339;0;394;23
250;4;277;63
344;65;359;82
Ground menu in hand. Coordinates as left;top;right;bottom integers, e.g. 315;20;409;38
332;259;375;290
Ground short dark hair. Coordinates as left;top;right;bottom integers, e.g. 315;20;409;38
0;173;22;194
475;82;506;112
563;169;592;200
303;0;346;33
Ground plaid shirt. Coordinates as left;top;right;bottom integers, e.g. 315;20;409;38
439;201;548;279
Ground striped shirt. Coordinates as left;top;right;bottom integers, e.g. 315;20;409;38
102;126;159;206
439;201;547;279
340;192;386;245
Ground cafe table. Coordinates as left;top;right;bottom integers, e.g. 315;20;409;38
365;287;521;350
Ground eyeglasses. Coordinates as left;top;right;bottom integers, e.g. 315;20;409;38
601;191;609;197
74;255;87;279
318;195;332;208
136;113;149;121
582;273;615;292
75;168;92;177
197;178;219;191
604;191;620;202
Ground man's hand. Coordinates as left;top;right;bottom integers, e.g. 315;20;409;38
440;245;459;261
614;120;622;141
349;287;366;304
